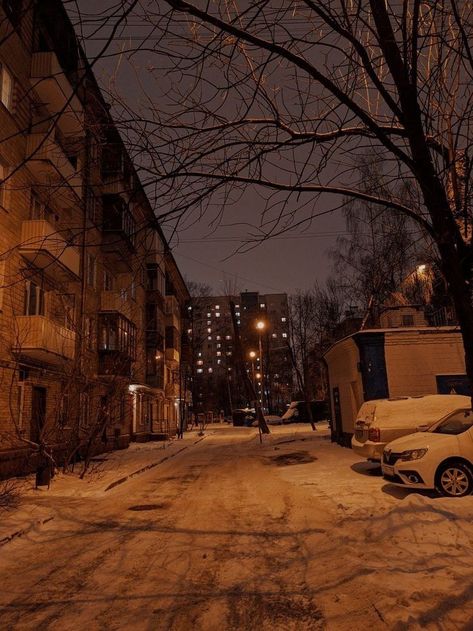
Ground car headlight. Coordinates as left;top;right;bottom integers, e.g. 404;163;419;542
399;449;428;461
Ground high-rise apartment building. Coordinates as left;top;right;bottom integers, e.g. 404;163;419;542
0;0;189;477
189;291;293;414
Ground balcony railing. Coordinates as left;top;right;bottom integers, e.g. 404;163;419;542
165;382;180;398
19;220;80;280
13;315;75;364
26;132;82;207
165;348;180;365
30;51;84;136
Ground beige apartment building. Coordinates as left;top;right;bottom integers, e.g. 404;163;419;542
0;0;189;476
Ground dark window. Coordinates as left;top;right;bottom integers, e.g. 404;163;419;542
101;144;123;177
24;280;44;316
2;0;23;29
432;410;473;435
402;314;415;326
102;194;136;246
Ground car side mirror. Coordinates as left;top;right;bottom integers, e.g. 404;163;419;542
416;424;430;432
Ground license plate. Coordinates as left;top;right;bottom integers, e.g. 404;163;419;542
383;465;394;476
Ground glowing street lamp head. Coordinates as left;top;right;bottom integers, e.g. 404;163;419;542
256;320;265;331
256;372;262;379
249;350;256;359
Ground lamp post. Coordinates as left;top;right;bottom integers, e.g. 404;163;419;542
256;320;266;413
249;350;257;396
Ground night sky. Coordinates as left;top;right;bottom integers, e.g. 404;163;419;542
73;1;347;294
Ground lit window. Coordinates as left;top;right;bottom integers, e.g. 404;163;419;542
208;336;212;340
272;333;277;338
187;305;192;311
207;312;211;317
227;367;232;371
237;320;240;325
0;63;13;110
217;343;221;348
217;359;221;365
207;328;211;333
215;305;220;309
208;367;213;373
207;320;211;325
198;352;202;357
235;304;240;308
236;312;240;316
225;335;231;340
197;360;203;366
216;351;221;356
187;328;192;334
281;317;287;322
216;312;221;317
216;335;221;340
260;303;265;308
226;351;232;356
282;332;287;338
197;368;203;374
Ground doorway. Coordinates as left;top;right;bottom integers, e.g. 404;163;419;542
31;386;47;443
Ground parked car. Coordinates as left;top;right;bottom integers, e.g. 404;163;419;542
281;400;329;424
232;409;255;427
352;394;470;462
382;407;473;497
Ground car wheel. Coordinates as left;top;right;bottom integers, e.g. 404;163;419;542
436;461;473;497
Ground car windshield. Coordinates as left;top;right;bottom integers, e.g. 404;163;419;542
431;409;473;435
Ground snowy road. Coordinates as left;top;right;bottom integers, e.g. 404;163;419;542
1;425;473;630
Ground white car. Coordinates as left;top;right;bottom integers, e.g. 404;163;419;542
352;394;470;462
382;407;473;497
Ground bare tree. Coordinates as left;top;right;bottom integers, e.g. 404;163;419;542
105;1;473;397
287;285;343;428
331;154;426;327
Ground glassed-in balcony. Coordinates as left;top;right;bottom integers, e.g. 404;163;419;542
13;315;76;364
19;220;80;281
30;51;84;136
165;295;180;330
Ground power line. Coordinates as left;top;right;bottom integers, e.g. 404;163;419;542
172;251;285;293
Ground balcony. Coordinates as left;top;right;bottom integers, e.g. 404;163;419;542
165;295;180;329
30;51;84;136
101;195;136;270
101;290;132;321
26;132;82;208
165;382;180;398
19;220;80;281
165;347;180;365
13;315;76;364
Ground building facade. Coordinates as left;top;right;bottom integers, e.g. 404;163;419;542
189;291;292;414
0;0;189;476
324;307;468;446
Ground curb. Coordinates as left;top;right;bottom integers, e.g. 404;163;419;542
0;515;54;548
104;434;207;492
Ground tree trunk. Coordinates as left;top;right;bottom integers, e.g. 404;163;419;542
437;240;473;401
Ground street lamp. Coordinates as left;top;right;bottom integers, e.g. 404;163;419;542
255;320;266;412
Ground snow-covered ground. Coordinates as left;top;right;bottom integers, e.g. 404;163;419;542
0;423;472;630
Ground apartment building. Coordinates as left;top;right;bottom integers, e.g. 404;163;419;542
189;291;292;414
0;0;189;476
